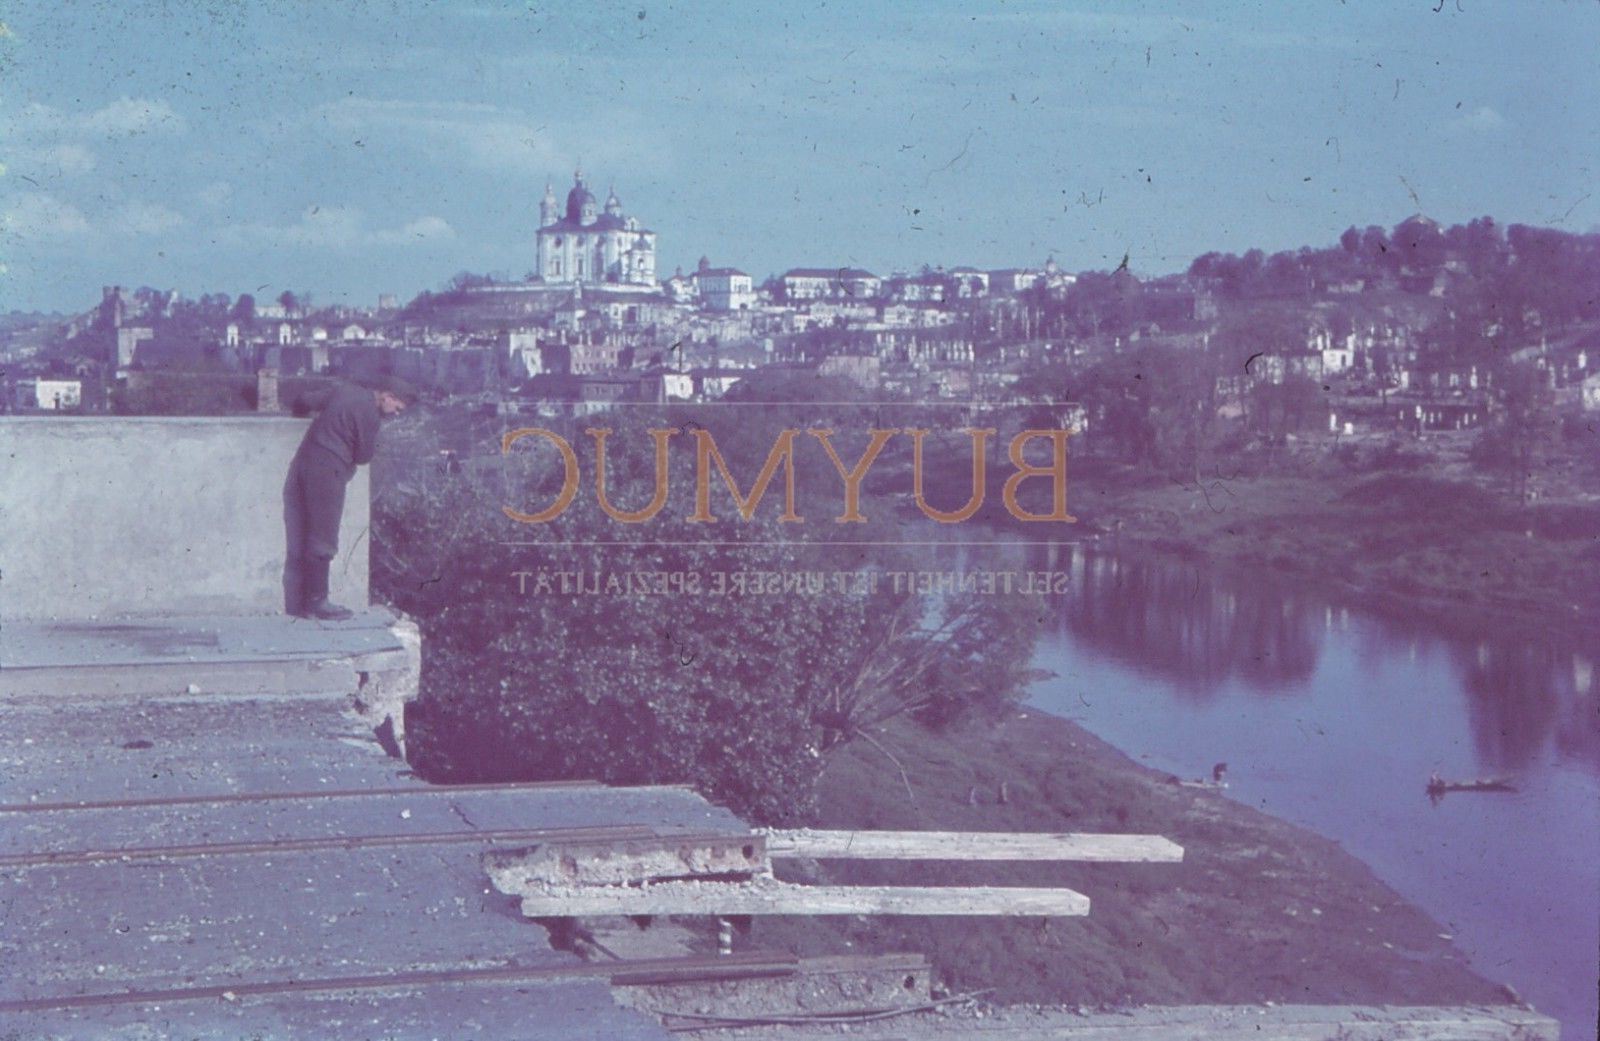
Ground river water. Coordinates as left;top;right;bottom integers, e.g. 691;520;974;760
1018;546;1598;1039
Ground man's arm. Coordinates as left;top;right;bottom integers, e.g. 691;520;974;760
350;396;381;465
290;382;337;418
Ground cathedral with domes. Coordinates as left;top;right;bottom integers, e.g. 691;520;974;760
536;169;658;287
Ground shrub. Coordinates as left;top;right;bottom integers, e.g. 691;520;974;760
373;406;1048;823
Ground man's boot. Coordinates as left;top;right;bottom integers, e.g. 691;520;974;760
298;557;354;621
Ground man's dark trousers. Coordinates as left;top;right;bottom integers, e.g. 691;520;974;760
282;444;352;614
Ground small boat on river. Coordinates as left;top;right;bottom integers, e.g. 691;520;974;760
1427;772;1518;797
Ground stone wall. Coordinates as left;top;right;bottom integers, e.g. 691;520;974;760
0;417;368;619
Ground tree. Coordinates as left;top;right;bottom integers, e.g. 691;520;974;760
132;285;170;321
1470;362;1560;503
277;290;300;314
446;271;495;293
1052;270;1141;338
231;294;257;325
1261;251;1309;298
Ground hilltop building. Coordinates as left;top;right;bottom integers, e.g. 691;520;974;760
693;257;756;311
536;169;658;287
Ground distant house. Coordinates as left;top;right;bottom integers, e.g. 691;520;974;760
1399;397;1490;433
524;372;661;414
663;269;697;304
662;371;695;400
34;378;82;411
1581;372;1600;411
693;261;756;311
1249;352;1323;385
1309;329;1355;375
571;339;628;374
694;369;744;399
988;268;1042;294
500;330;543;378
816;354;880;388
115;326;154;370
948;267;990;298
887;272;950;304
878;303;954;329
782;267;881;301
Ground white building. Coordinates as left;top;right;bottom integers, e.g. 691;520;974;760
536;169;658;286
35;379;82;410
781;268;881;301
949;267;990;297
1312;330;1354;374
501;330;543;378
663;371;695;400
692;259;755;311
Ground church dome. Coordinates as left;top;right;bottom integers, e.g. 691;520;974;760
565;170;597;223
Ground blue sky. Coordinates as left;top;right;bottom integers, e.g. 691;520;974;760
2;1;1596;313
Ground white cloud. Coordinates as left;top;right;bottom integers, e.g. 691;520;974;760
307;97;656;177
275;206;366;248
230;205;455;250
0;192;186;240
10;97;187;140
374;215;455;244
197;181;234;208
11;143;98;177
112;201;186;236
80;97;188;136
0;192;91;238
1444;105;1506;135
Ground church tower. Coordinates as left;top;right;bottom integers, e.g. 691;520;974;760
566;167;598;226
539;181;558;228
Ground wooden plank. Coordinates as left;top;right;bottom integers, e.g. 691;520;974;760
507;878;1091;917
762;829;1183;863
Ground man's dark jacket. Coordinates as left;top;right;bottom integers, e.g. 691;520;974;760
300;382;381;475
283;382;380;611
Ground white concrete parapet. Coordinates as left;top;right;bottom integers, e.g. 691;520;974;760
0;416;368;619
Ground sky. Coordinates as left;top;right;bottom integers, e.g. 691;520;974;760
2;1;1597;314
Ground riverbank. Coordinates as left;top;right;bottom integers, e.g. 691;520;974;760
751;708;1513;1009
1065;464;1600;647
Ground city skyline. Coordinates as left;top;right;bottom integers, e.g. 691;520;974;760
3;1;1597;313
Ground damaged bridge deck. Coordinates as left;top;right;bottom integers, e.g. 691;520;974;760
0;614;748;1040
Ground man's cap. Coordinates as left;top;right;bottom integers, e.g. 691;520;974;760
374;375;418;404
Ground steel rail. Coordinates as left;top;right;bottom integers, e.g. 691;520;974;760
0;823;689;868
0;952;804;1014
0;778;605;815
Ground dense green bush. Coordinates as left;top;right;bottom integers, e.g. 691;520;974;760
373;403;1048;823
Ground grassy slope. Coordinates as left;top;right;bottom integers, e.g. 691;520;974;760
750;711;1506;1008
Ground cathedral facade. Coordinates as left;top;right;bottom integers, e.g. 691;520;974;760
536;170;658;287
